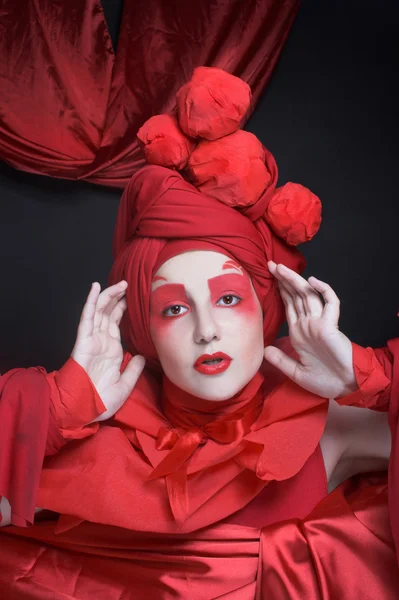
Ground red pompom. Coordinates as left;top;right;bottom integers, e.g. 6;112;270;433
176;67;251;141
137;114;196;170
265;183;322;246
186;130;271;207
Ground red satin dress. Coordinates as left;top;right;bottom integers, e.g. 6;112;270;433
0;340;398;599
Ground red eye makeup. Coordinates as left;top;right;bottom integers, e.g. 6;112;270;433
208;274;258;316
150;283;190;319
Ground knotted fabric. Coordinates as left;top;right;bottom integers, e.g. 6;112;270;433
110;165;305;367
35;344;329;532
148;373;264;523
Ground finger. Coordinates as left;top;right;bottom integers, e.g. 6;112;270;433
118;355;146;401
276;264;323;318
264;346;303;384
272;264;307;317
110;297;127;326
308;277;340;325
278;282;298;325
108;298;127;339
278;277;306;318
101;291;125;319
76;283;101;341
268;260;278;276
99;291;126;333
270;262;306;317
94;281;127;331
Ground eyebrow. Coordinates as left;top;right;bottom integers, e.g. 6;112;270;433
222;260;243;273
152;261;243;284
151;272;247;299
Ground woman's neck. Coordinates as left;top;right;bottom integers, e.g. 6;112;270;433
161;372;265;430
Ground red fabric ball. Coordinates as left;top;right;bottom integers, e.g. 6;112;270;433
137;114;196;170
176;67;251;141
265;183;322;246
186;130;271;207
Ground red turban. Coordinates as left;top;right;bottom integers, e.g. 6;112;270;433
110;164;305;369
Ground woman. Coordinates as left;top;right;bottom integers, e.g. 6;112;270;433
0;68;398;598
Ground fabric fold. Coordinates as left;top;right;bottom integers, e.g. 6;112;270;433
0;0;301;186
0;367;65;527
147;374;265;522
36;354;329;532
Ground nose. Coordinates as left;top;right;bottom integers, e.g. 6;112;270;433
193;306;221;344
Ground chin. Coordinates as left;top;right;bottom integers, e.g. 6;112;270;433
165;355;264;401
197;358;263;401
193;373;253;402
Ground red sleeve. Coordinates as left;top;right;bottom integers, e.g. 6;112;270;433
335;343;392;411
0;359;106;528
46;357;106;440
335;338;399;562
0;367;57;527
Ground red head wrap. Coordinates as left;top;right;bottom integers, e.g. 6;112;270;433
112;67;321;369
110;164;305;369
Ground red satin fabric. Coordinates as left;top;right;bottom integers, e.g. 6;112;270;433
256;473;399;599
0;0;300;187
0;448;327;598
338;343;392;410
338;340;399;563
0;473;398;598
1;341;399;596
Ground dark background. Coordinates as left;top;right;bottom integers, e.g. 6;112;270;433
0;0;398;373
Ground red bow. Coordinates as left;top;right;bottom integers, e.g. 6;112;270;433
147;385;264;524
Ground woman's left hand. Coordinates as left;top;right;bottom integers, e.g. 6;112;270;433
264;261;357;399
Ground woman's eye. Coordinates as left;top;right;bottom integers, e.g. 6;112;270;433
163;305;189;317
216;295;241;307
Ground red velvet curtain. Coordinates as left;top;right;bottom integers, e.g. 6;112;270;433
0;0;300;188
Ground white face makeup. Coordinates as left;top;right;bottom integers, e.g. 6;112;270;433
150;251;264;401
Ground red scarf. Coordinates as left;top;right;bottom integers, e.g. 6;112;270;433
37;356;328;533
148;374;265;523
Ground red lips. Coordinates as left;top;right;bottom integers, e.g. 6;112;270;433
194;352;232;375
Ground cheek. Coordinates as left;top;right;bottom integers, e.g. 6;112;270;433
149;316;178;357
150;316;189;366
150;313;174;337
232;295;261;319
225;298;264;357
221;293;262;331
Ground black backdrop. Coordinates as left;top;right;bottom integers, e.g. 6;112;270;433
0;0;398;373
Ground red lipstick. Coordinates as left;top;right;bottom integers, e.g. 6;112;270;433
194;352;232;375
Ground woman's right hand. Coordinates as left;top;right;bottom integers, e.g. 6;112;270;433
71;281;145;422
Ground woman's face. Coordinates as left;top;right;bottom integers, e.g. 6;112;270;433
150;251;264;400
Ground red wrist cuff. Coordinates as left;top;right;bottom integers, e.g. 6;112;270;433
336;343;390;408
47;358;106;437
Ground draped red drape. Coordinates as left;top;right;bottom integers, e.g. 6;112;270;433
0;0;300;188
